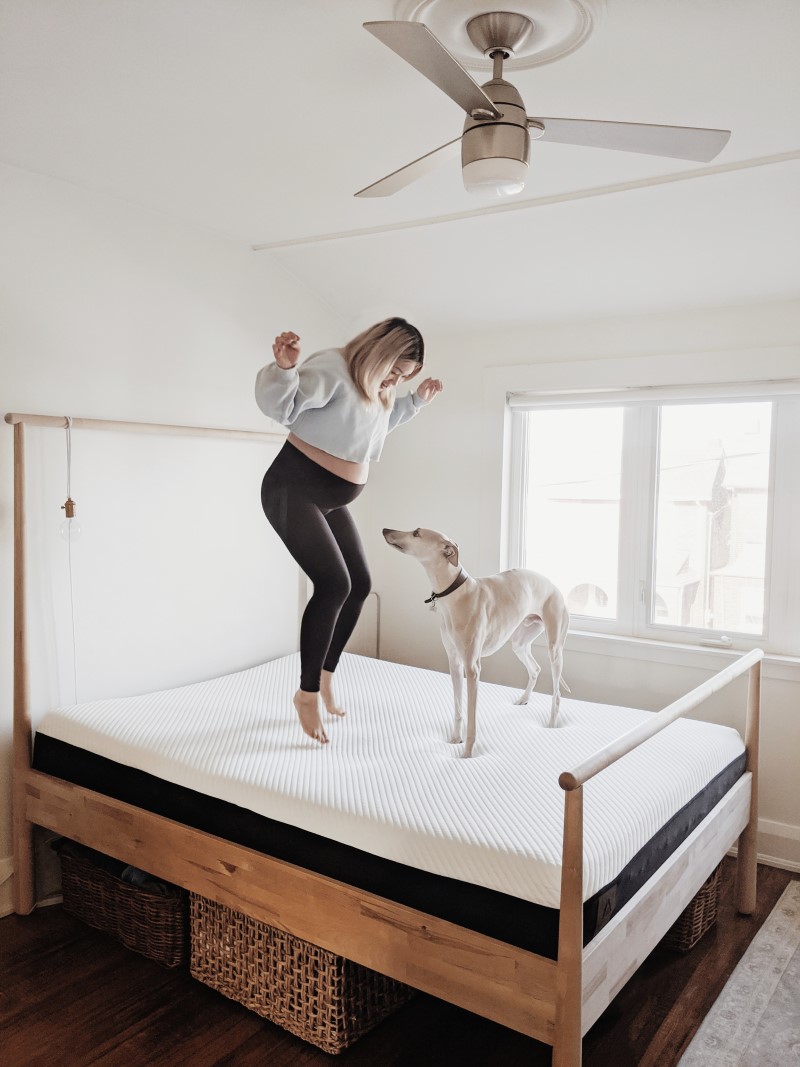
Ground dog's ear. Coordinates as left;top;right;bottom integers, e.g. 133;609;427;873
442;539;460;568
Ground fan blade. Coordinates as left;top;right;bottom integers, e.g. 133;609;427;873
364;21;500;119
529;117;730;162
355;137;462;198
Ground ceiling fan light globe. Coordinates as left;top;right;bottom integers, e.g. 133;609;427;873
462;157;527;197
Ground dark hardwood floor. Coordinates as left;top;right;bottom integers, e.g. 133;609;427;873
1;859;794;1066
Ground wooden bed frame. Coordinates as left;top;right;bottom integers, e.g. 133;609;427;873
7;411;762;1067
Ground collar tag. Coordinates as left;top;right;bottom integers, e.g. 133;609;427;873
423;568;468;610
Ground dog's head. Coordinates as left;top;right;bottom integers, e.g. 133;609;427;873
382;527;460;569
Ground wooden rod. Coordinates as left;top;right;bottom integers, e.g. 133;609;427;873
12;422;35;914
735;659;761;914
559;648;764;791
553;785;584;1067
5;411;285;443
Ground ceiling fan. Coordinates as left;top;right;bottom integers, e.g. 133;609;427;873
355;13;731;199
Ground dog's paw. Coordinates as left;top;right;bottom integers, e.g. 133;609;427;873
513;693;530;706
449;731;462;744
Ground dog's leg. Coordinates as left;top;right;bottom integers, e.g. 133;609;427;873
446;651;465;744
543;600;570;728
547;644;564;728
550;648;563;725
463;653;481;758
440;629;465;743
510;615;545;705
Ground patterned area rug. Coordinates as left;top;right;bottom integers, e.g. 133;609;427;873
680;879;800;1065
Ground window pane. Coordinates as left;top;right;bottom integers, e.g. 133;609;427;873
524;408;623;619
653;402;771;635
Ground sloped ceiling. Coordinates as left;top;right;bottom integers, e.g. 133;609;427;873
1;0;798;332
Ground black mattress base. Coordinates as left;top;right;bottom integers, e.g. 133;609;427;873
32;735;745;960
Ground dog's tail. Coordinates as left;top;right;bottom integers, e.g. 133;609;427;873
559;676;571;694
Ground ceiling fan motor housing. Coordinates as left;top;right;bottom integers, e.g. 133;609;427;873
461;78;530;173
354;18;731;198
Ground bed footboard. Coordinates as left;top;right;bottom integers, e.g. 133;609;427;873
20;766;559;1044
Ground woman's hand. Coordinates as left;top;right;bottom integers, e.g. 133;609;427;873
415;378;443;403
272;331;301;369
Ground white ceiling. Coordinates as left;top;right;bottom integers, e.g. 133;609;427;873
2;0;799;332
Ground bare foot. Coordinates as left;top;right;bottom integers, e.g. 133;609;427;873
293;690;328;743
320;670;347;718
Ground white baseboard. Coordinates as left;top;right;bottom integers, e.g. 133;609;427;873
756;852;800;874
756;818;800;872
725;821;800;873
759;817;800;843
726;842;800;873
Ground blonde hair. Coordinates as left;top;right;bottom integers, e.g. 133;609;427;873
341;317;424;408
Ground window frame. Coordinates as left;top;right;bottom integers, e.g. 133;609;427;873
505;386;800;658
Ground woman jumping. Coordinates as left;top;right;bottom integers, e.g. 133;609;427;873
255;318;443;743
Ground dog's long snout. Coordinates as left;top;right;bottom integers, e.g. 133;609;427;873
381;529;407;554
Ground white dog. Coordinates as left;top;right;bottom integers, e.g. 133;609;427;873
383;527;570;757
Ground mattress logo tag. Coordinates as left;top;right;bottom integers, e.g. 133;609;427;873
594;886;618;933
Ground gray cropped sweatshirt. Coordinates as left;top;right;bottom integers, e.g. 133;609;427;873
254;348;427;462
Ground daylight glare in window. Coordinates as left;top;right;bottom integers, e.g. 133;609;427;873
653;402;771;636
524;408;623;619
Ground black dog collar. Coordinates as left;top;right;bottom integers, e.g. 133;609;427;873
424;568;469;606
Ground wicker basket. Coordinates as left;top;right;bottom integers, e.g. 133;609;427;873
189;894;414;1054
56;840;188;968
662;863;722;952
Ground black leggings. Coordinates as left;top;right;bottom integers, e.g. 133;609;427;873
261;442;370;693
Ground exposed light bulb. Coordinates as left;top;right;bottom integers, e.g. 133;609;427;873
59;518;82;542
59;497;82;542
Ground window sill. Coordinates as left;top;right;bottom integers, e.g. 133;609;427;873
559;629;800;683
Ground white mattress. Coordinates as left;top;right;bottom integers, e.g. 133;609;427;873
36;652;744;909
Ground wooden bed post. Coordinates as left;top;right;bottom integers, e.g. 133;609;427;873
553;783;584;1067
735;658;761;914
12;421;36;914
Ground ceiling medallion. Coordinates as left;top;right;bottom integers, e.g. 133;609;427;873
392;0;605;71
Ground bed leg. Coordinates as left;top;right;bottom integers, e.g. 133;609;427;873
735;659;760;915
12;420;36;915
13;800;36;915
554;785;584;1067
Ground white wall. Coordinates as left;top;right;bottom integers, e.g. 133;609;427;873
0;163;345;914
360;299;800;872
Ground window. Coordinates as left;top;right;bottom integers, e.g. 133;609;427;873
508;390;800;656
522;406;623;620
653;402;770;637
